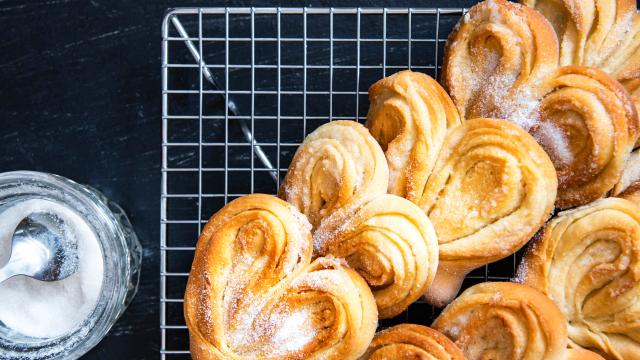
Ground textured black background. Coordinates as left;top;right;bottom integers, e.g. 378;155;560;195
1;0;483;358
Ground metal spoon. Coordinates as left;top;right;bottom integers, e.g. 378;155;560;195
0;212;79;283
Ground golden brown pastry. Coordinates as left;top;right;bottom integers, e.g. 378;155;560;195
359;324;466;360
184;194;378;360
443;0;640;208
518;197;640;359
279;120;388;229
314;194;439;319
531;65;639;208
433;282;568;360
442;0;559;123
520;0;640;79
418;118;557;306
366;70;461;202
522;0;640;147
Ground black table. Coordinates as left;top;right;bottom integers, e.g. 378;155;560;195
1;0;476;358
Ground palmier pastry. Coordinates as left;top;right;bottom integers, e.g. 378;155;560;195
314;194;439;319
518;197;640;359
442;0;559;124
521;0;640;121
531;65;638;208
279;120;388;229
523;0;640;148
418;118;557;306
433;282;568;360
359;324;466;360
184;194;378;360
366;70;461;202
443;0;640;208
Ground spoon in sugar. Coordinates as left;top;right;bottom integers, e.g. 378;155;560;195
0;212;79;284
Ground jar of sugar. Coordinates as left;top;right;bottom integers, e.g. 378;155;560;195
0;171;142;359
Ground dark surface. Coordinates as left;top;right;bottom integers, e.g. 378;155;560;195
1;0;475;359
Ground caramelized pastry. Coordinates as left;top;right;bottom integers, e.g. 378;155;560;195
518;197;640;359
314;194;439;319
419;118;557;306
184;194;378;360
442;0;559;122
433;282;568;360
531;65;638;208
359;324;466;360
279;120;388;229
443;0;640;208
367;70;461;202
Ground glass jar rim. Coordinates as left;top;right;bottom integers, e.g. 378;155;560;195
0;171;135;359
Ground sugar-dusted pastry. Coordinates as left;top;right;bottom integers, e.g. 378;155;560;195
442;0;559;123
521;0;640;124
418;118;557;306
443;0;640;208
531;65;639;208
184;194;378;360
279;120;388;229
518;197;640;359
314;194;439;319
433;282;568;360
366;70;461;202
359;324;466;360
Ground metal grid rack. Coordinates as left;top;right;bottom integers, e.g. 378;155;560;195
161;7;522;359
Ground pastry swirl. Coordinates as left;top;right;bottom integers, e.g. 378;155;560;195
280;120;388;229
359;324;466;360
442;0;559;124
531;65;639;208
314;194;439;319
521;0;640;80
184;194;378;360
433;282;568;360
444;0;640;208
418;118;557;306
366;70;461;202
518;197;640;359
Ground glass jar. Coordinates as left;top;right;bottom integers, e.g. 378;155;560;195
0;171;142;359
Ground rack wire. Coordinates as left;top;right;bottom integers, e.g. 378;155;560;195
160;7;521;359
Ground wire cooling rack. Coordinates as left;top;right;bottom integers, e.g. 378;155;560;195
160;7;522;359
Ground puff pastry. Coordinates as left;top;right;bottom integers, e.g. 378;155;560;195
314;194;439;319
521;0;640;116
418;118;557;306
531;65;639;208
433;282;568;360
443;0;640;208
442;0;559;123
279;120;388;229
359;324;466;360
518;197;640;359
522;0;640;148
366;70;461;202
184;194;378;360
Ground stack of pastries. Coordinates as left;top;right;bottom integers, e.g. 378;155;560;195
184;0;640;358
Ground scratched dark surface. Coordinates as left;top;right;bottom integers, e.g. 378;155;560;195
1;0;475;359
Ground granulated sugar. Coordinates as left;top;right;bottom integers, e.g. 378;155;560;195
0;199;104;338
